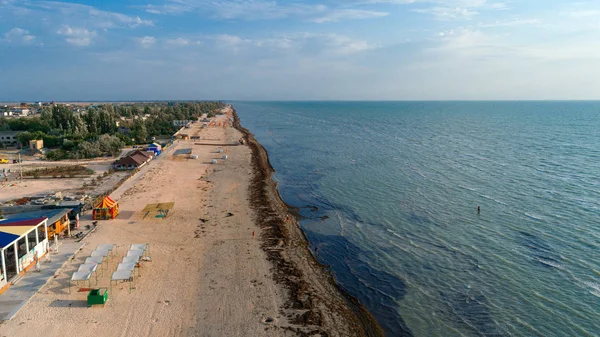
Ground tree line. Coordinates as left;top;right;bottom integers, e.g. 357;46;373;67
0;101;223;160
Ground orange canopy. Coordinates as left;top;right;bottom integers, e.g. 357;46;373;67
92;196;119;220
95;196;116;209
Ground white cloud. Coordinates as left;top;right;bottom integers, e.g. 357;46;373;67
313;9;389;23
568;10;600;18
3;27;36;43
166;37;190;46
57;25;96;46
141;0;389;22
478;18;541;28
210;32;377;56
138;36;157;48
414;6;478;19
6;1;153;29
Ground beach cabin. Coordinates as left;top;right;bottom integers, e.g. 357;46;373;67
146;143;162;156
92;197;119;220
0;217;49;293
4;209;71;241
112;153;149;171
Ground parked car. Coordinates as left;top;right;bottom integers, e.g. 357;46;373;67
0;159;9;164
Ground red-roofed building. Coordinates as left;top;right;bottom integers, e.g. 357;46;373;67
112;151;151;170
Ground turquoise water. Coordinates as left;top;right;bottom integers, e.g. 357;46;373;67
234;101;600;337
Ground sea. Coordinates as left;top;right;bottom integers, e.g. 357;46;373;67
234;101;600;337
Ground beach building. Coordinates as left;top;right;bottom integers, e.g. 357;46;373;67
92;196;119;220
112;151;151;170
44;201;84;220
173;120;193;127
0;217;49;293
4;209;71;241
0;131;21;146
146;143;162;156
29;139;43;151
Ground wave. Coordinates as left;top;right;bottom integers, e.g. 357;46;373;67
535;258;565;270
524;212;545;221
458;184;478;192
480;194;507;205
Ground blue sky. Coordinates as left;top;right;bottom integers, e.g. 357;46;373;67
1;0;599;100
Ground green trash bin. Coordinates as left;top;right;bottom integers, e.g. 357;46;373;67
87;288;108;307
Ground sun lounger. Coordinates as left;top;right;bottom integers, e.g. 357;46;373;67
78;263;97;273
122;256;139;264
70;271;92;293
111;270;134;293
126;249;144;259
78;263;99;285
117;263;136;272
130;244;149;256
91;250;109;258
85;256;107;273
85;256;105;265
97;244;117;256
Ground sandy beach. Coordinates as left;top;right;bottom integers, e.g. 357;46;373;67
0;107;381;336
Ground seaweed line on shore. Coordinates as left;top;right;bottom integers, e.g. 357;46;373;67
232;108;384;337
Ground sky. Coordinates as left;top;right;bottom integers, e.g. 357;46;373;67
1;0;600;101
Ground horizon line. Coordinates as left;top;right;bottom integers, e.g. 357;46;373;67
2;99;600;103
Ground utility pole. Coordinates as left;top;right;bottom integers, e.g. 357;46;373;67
18;152;23;179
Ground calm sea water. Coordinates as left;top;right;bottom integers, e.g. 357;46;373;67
234;101;600;337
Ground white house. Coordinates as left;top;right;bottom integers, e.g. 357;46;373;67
11;108;30;116
0;217;49;292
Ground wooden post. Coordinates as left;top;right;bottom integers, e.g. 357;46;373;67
1;248;6;283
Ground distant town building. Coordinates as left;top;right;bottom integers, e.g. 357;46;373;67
173;120;193;127
0;131;21;146
11;108;30;116
117;126;131;135
30;139;44;151
34;101;43;107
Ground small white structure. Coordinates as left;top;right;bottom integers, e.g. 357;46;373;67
11;108;30;116
222;155;228;160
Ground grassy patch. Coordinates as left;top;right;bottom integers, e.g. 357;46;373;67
23;165;94;178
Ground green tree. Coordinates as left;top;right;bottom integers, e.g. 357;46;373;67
131;118;147;143
98;134;124;156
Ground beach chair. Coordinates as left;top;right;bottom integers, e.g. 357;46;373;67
97;244;117;257
92;247;112;261
69;271;92;293
85;256;107;274
77;263;99;285
91;250;108;258
130;244;149;257
126;249;144;259
122;256;140;264
110;269;135;293
117;262;138;276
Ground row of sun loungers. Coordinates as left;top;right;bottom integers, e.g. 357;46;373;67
110;244;149;293
70;244;148;293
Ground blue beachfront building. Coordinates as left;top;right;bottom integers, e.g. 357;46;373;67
146;142;162;156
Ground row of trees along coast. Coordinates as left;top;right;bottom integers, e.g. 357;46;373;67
0;101;224;160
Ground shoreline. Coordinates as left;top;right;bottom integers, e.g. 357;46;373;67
232;108;384;336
